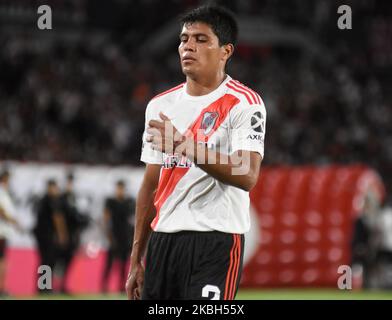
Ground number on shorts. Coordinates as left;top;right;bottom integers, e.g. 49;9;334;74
202;285;220;300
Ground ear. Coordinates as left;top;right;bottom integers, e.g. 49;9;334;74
221;43;234;62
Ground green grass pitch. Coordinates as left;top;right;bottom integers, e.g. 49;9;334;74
6;289;392;300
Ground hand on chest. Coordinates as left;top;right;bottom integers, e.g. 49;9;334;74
162;100;230;150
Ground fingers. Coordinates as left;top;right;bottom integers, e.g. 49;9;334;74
126;269;144;300
146;135;153;143
146;127;161;144
135;277;143;300
159;112;170;121
148;119;165;129
126;285;132;300
146;135;163;152
146;127;171;153
146;114;181;154
134;287;141;300
125;271;135;300
149;112;170;128
146;127;161;136
126;281;136;300
126;286;141;300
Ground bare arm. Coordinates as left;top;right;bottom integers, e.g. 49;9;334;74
181;145;262;191
147;113;262;191
126;163;161;299
103;207;113;243
52;211;68;246
131;163;161;264
0;206;11;222
0;206;22;230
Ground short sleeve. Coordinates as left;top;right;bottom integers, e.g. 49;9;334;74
230;102;266;158
140;103;163;165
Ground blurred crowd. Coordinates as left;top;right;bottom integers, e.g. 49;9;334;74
0;0;391;200
0;168;135;295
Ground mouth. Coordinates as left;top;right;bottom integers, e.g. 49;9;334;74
182;57;196;63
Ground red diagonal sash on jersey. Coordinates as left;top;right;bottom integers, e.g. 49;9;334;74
151;93;240;229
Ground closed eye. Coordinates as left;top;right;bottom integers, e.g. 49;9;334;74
179;35;188;42
179;34;208;43
196;35;208;42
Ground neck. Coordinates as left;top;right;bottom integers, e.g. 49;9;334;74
186;71;226;96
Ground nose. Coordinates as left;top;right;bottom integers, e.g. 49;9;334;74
183;38;196;52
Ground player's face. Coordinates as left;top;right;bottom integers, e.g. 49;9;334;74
178;22;230;78
66;180;73;191
48;184;59;196
116;185;125;198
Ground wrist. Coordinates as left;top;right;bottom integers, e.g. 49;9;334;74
130;255;143;267
130;242;142;263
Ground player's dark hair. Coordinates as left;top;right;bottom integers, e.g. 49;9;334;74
67;172;74;182
116;180;125;187
47;179;57;187
179;5;238;46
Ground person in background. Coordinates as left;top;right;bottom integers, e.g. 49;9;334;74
33;179;68;294
374;200;392;289
0;169;22;297
57;173;88;294
101;180;135;293
351;192;382;288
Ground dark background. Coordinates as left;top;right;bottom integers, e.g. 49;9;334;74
0;0;391;202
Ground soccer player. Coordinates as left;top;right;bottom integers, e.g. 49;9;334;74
126;5;266;300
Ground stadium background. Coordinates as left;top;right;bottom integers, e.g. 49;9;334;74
1;0;392;299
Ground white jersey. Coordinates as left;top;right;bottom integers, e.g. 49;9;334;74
0;185;16;239
140;75;266;234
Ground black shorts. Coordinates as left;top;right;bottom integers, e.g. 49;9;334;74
142;231;244;300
